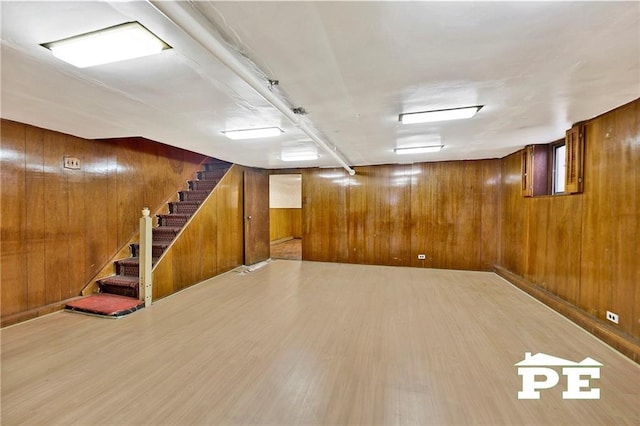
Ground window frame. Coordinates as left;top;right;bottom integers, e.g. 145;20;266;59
551;141;566;195
519;122;585;198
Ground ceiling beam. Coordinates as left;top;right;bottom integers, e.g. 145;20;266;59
148;0;356;175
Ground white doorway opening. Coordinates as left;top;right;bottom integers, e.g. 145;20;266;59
269;174;302;260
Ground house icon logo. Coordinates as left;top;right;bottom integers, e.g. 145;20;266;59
515;352;603;400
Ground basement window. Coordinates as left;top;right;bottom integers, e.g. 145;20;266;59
521;123;585;197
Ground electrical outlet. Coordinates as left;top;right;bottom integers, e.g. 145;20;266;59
63;156;80;170
417;254;426;260
606;311;619;324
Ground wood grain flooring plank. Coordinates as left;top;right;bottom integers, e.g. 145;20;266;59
2;262;638;425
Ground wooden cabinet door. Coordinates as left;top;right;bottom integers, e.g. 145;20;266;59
521;144;550;197
521;146;533;197
565;124;585;194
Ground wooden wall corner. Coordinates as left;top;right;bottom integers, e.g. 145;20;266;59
494;265;640;364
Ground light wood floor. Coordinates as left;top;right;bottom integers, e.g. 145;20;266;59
2;261;639;425
270;238;302;260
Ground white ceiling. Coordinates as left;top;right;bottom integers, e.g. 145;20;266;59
2;1;639;170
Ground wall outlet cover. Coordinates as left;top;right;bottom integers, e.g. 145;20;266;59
64;156;80;170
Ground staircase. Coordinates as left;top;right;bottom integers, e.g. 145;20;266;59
66;158;231;316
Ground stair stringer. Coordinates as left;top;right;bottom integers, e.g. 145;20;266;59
151;164;245;300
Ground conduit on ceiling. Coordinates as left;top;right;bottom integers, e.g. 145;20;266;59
148;0;356;176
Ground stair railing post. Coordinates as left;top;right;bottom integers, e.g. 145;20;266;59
139;207;153;307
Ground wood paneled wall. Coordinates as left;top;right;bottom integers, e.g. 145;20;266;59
298;160;501;271
152;166;244;299
1;120;205;323
498;98;640;341
270;208;302;241
4;97;637;346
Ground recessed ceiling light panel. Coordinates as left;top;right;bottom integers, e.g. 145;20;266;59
223;127;283;140
399;106;483;124
42;22;171;68
280;153;320;162
394;145;444;155
280;145;319;162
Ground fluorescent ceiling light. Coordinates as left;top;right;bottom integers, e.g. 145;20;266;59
394;145;444;155
223;127;283;140
42;22;170;68
399;106;482;124
280;152;320;162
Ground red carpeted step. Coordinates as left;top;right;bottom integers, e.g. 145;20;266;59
179;189;210;202
203;160;232;171
66;294;143;317
188;179;219;191
115;257;140;276
157;213;191;227
130;241;170;258
115;257;160;277
153;226;181;242
98;275;139;298
168;200;201;215
197;169;227;181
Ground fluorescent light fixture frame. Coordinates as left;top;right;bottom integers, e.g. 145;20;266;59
399;106;483;124
41;22;171;68
394;145;444;155
223;127;283;140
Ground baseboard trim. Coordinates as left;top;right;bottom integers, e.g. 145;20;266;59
1;296;84;328
494;265;640;364
271;236;294;245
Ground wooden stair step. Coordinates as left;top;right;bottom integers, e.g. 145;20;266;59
153;226;181;242
179;189;211;202
197;169;227;181
203;160;232;171
188;179;219;191
115;257;140;277
98;275;139;298
115;257;160;276
157;213;191;227
168;200;201;215
130;241;170;258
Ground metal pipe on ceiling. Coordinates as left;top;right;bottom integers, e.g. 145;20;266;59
148;0;356;176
